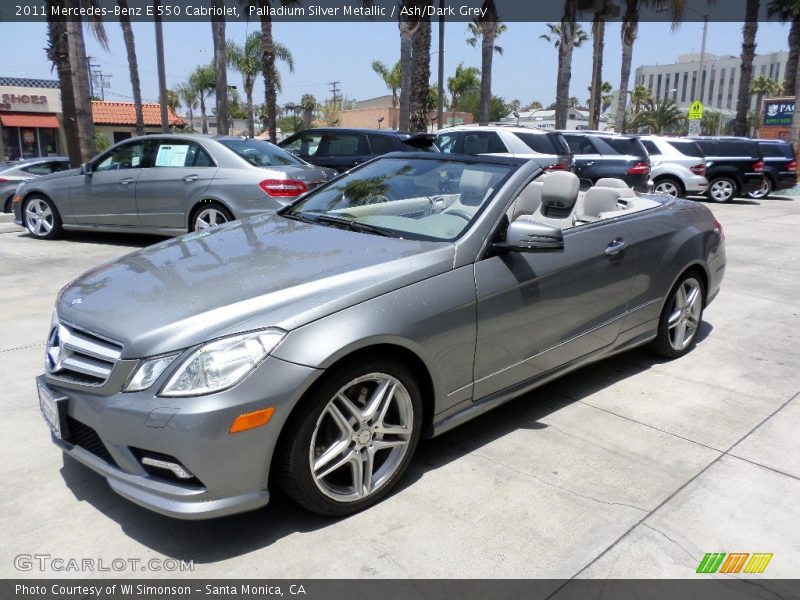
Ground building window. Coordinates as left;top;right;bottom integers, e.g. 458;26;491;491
690;72;697;101
656;74;662;99
113;131;132;144
674;72;680;100
708;70;716;107
1;125;58;161
648;74;654;94
718;68;726;108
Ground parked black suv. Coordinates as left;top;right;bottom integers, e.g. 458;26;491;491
560;131;650;190
685;137;765;203
748;139;797;198
279;128;437;173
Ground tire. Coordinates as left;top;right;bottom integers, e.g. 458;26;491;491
650;272;705;359
746;177;772;199
275;358;423;516
22;195;63;240
707;177;737;203
652;177;684;198
191;202;233;232
3;195;13;214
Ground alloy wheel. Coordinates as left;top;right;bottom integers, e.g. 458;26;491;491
709;179;734;202
25;198;54;237
194;207;229;230
667;277;703;351
747;179;771;199
653;180;680;197
309;373;414;502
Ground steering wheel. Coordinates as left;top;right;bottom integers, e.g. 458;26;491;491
444;209;473;222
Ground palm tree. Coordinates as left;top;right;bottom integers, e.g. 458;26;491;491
447;63;481;126
633;98;685;134
750;76;783;136
540;10;586;129
768;0;800;96
398;4;418;131
614;0;686;133
45;1;80;166
466;0;506;125
601;81;614;113
177;84;198;130
211;3;229;135
189;64;215;134
372;60;401;129
539;22;589;48
118;0;144;136
300;93;317;128
227;32;293;137
588;0;613;130
630;84;653;114
733;0;761;136
410;13;432;132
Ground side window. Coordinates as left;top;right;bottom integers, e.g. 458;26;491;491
462;132;507;154
51;161;72;172
326;133;368;156
152;141;212;167
563;135;596;155
436;133;462;154
22;162;54;175
640;140;661;156
283;133;323;158
95;141;148;172
367;134;396;155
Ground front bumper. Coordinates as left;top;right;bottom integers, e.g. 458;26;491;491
39;355;321;519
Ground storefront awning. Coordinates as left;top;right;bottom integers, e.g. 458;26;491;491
0;112;60;128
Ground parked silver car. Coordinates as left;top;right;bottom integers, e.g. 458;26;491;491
639;136;708;197
36;154;725;519
1;156;70;213
12;135;336;239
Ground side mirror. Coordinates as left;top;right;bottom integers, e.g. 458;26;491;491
495;218;564;253
80;162;92;175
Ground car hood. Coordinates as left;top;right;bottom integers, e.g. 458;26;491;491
56;213;455;358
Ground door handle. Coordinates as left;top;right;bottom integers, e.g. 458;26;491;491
183;175;198;182
605;238;627;256
583;161;595;167
120;177;134;185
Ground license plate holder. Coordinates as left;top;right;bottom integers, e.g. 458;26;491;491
38;382;68;440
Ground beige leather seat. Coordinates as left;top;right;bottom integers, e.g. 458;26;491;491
509;181;543;221
575;187;624;223
595;177;629;188
529;171;581;227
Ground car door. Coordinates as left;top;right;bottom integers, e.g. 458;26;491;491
70;139;148;226
280;130;325;165
134;139;217;229
472;219;638;400
562;134;602;183
316;132;372;172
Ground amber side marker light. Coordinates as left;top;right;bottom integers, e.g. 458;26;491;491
13;195;22;204
229;407;276;434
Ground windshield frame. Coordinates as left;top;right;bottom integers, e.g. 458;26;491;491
280;153;523;243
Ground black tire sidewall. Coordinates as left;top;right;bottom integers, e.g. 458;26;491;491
22;195;62;239
277;358;423;516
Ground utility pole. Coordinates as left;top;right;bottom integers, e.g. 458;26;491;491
328;81;340;108
86;56;100;98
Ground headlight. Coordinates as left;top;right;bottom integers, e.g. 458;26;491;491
160;329;286;397
124;354;179;392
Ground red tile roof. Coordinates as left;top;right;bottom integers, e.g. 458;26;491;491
91;101;185;127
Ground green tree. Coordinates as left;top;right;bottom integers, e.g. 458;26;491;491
630;84;653;114
750;75;783;136
539;13;588;129
300;93;317;127
118;0;144;136
176;84;198;131
189;64;215;134
733;0;761;136
767;0;800;97
466;0;506;125
633;98;685;134
372;60;401;129
211;1;229;135
410;11;432;133
457;92;507;122
447;63;481;125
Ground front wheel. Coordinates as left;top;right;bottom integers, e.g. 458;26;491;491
276;359;423;516
23;195;63;239
746;178;772;199
651;273;705;359
707;177;737;203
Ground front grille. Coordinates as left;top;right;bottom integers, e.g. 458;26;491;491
47;322;122;386
66;417;117;467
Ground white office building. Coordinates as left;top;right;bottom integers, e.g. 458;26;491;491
634;51;789;113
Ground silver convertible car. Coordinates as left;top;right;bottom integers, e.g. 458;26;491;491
36;153;725;519
12;135;335;238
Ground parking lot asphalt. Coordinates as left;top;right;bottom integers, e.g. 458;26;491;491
1;193;799;582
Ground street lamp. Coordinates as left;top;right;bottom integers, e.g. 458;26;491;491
284;102;301;132
377;116;384;129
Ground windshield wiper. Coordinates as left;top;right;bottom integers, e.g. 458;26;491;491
283;212;320;224
313;214;401;238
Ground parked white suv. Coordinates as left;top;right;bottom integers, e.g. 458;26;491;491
436;125;573;172
639;136;708;197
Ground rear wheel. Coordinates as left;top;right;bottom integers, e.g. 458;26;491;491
746;177;772;199
23;195;63;240
191;202;233;232
276;358;422;516
652;177;683;197
3;195;13;213
707;177;736;203
651;272;705;359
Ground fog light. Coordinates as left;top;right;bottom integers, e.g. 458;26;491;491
141;457;194;479
230;407;275;434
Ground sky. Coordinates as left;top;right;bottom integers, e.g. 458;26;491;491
0;19;792;112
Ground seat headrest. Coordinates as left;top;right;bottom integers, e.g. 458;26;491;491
460;169;492;206
582;187;622;218
594;177;629;189
541;171;580;210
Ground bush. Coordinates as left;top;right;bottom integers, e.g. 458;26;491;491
95;132;111;152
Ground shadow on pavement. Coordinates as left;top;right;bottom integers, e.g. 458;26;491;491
15;230;168;248
59;322;713;563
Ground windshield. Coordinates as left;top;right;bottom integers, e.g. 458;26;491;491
220;138;304;167
285;157;516;241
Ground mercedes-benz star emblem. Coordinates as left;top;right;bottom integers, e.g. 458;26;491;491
46;325;66;373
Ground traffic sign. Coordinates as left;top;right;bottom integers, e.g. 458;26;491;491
688;119;701;135
688;101;704;120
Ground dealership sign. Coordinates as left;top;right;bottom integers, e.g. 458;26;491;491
764;100;794;126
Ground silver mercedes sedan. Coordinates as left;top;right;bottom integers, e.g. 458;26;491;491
36;153;725;519
12;134;336;238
